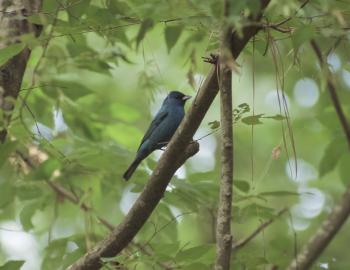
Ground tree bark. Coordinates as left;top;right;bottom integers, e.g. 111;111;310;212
0;0;42;143
67;1;271;269
215;1;233;268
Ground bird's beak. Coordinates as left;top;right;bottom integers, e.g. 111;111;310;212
182;95;192;101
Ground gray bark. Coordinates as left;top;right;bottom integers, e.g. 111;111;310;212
0;0;42;143
215;3;234;268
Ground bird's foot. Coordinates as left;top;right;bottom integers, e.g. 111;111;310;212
202;53;219;65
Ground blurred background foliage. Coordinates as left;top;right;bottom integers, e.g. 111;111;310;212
1;0;350;269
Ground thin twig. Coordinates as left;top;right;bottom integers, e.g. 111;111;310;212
272;0;311;28
232;208;287;251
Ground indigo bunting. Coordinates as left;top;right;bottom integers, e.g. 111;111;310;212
123;91;191;180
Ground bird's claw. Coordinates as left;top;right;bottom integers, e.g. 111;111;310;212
202;53;219;65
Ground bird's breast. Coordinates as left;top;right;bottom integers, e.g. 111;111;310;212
148;107;184;149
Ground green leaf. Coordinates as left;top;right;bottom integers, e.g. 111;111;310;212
84;6;116;25
182;263;211;270
153;242;180;259
66;35;92;58
319;137;347;177
0;141;17;168
67;0;91;20
16;183;43;201
136;18;154;49
258;191;301;197
49;80;93;100
130;183;143;193
0;260;25;270
27;13;54;25
27;159;60;182
241;114;264;125
164;25;183;52
184;31;205;46
0;182;15;207
110;102;140;122
229;0;247;16
254;38;268;55
108;0;132;16
233;103;250;122
263;114;286;120
247;0;261;17
62;249;85;269
41;238;69;270
238;103;250;112
240;113;284;125
233;180;250;192
292;25;315;50
0;43;25;66
176;244;214;263
338;154;350;185
75;59;112;76
20;202;40;230
244;255;269;268
208;120;220;129
240;203;276;220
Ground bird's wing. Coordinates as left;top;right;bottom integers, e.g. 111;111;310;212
137;110;168;150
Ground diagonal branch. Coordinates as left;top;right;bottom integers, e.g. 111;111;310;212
310;40;350;149
67;1;271;269
285;40;350;270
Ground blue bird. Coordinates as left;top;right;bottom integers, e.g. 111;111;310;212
123;91;191;180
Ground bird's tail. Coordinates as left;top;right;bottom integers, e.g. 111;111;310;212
123;158;142;181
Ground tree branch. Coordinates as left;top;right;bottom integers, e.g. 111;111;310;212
0;0;43;143
310;40;350;149
286;184;350;270
67;1;271;269
215;1;234;269
285;40;350;270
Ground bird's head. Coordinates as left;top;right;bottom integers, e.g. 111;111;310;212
164;91;192;106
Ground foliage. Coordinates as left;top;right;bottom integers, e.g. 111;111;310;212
1;0;350;269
